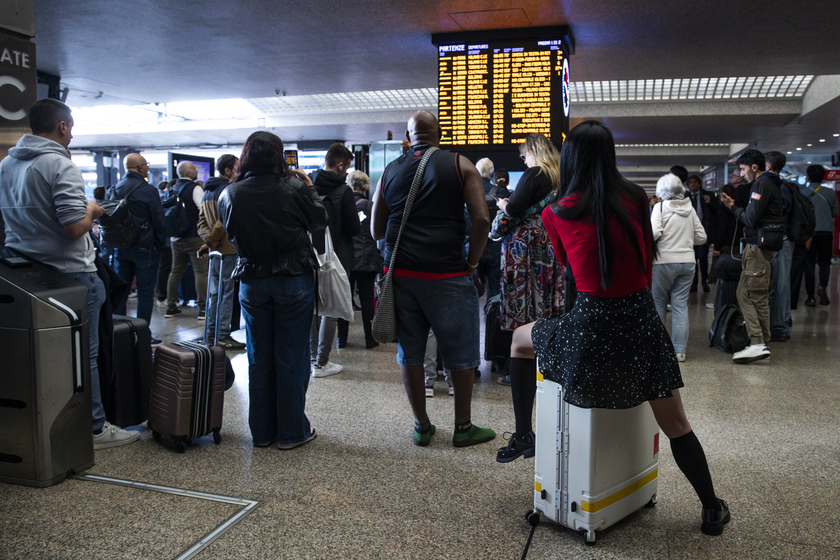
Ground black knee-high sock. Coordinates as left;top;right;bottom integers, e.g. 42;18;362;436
669;431;720;510
510;357;536;437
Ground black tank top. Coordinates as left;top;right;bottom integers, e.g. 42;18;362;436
381;145;467;273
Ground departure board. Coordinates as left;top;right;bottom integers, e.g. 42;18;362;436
436;38;570;149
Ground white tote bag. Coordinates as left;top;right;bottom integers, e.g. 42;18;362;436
314;226;354;322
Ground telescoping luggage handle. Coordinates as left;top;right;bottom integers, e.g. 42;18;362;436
204;251;226;346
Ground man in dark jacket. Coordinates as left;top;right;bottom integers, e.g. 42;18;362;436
308;143;361;377
198;154;245;349
720;149;784;364
474;157;510;301
164;161;208;320
686;174;717;293
112;153;167;343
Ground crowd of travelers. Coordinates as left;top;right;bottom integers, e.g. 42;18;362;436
3;100;838;536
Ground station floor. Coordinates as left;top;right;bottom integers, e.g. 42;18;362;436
1;270;839;560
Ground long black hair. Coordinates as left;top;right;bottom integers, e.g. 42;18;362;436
236;131;291;180
551;120;651;289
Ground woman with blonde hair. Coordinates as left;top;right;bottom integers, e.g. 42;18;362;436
494;133;565;456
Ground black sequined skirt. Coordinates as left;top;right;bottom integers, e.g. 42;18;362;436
531;288;683;409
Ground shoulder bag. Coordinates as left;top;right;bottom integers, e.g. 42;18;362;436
372;146;438;343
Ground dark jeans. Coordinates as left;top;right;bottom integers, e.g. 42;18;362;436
805;233;833;294
476;241;502;301
156;245;171;302
790;243;808;308
240;272;315;446
337;271;377;344
692;242;711;286
113;247;160;324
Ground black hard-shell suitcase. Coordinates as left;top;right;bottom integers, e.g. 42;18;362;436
104;315;153;427
484;295;512;373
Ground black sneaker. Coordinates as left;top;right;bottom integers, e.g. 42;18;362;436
197;310;206;321
701;498;731;536
164;307;181;318
805;296;816;307
151;338;163;346
496;431;536;463
818;287;830;306
217;336;246;350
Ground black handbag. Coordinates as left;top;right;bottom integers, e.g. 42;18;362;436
756;216;785;252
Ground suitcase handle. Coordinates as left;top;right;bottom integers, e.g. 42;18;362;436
204;251;226;346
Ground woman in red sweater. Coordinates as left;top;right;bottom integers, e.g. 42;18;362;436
497;121;729;536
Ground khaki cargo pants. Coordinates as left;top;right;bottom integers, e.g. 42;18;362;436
736;243;776;346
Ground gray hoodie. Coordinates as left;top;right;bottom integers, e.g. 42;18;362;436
0;134;95;273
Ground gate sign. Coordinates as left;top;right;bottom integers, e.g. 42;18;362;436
824;169;840;182
0;34;37;125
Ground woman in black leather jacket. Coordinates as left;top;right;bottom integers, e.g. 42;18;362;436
218;131;327;449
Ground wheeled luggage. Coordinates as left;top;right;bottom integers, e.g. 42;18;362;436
104;315;153;427
0;248;95;487
713;279;739;312
532;373;659;544
148;341;225;452
148;252;228;452
483;295;512;373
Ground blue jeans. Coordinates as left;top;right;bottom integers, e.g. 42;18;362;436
393;274;480;371
770;239;793;337
651;262;695;353
114;247;160;324
207;254;237;340
240;273;314;446
68;272;107;431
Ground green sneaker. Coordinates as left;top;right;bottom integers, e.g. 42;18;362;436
452;424;496;447
414;424;436;446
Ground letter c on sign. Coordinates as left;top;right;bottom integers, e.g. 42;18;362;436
0;76;27;121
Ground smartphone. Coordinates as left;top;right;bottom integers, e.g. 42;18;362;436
197;246;210;257
491;193;499;201
284;150;298;170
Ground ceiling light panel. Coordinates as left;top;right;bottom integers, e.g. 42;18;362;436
248;88;438;115
570;76;813;102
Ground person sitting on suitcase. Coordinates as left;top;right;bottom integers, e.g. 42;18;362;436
497;120;730;536
0;99;140;450
218;131;328;450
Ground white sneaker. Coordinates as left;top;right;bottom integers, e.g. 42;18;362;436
705;303;715;309
447;385;455;396
312;361;343;378
425;386;434;398
666;304;672;312
732;344;771;364
676;353;686;362
93;421;140;450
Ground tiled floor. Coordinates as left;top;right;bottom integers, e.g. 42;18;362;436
1;273;839;559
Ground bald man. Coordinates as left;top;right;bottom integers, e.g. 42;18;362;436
371;110;495;448
111;153;166;340
163;160;208;320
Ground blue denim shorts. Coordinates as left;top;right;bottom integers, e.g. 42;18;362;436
393;274;480;371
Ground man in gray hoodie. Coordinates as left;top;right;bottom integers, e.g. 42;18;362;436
0;99;140;449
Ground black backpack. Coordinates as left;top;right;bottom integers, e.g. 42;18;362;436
161;182;193;237
709;304;750;354
783;180;816;243
97;183;146;248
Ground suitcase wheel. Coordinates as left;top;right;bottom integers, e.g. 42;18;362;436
584;530;596;545
525;510;540;527
152;431;161;439
213;429;222;445
646;494;658;508
174;441;188;453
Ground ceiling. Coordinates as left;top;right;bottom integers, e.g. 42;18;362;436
28;0;840;186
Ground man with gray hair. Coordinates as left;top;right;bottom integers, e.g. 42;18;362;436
474;157;508;300
163;161;208;320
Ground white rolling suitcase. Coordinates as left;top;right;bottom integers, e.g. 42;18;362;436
532;371;660;544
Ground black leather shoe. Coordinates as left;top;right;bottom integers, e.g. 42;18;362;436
701;498;731;536
364;340;379;349
702;280;710;293
496;431;535;463
769;334;788;342
805;296;816;307
336;339;347;349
